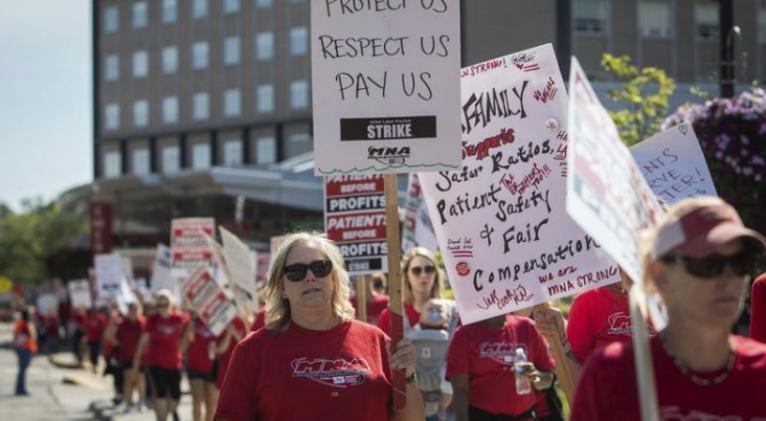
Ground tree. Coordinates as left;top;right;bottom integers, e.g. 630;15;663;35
601;53;676;145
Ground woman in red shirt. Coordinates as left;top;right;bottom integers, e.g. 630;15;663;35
215;232;424;421
13;308;38;396
106;302;146;413
571;197;766;420
84;308;107;373
184;313;219;421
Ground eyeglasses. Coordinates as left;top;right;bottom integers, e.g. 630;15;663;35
410;265;436;276
283;259;333;282
660;250;757;279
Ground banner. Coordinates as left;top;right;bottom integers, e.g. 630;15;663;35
182;266;238;336
630;122;717;205
170;218;215;287
311;0;462;175
419;45;620;325
401;174;439;253
94;253;125;300
220;227;258;312
565;57;662;284
68;279;93;310
90;202;113;255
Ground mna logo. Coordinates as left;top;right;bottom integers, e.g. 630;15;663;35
368;146;411;166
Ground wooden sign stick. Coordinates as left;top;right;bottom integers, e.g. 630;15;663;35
384;173;406;409
357;274;368;322
629;286;660;421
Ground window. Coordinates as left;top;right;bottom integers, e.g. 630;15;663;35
289;27;308;55
256;32;274;60
192;143;211;169
192;0;208;18
256;137;276;164
162;46;178;74
758;1;766;43
290;80;309;110
639;1;671;38
224;37;240;65
224;89;241;117
256;85;274;113
104;6;119;33
105;54;119;81
574;0;607;34
193;92;209;120
696;1;718;40
105;104;120;130
290;133;310;145
223;0;239;13
255;0;272;8
162;145;180;174
192;42;209;69
133;50;148;77
162;96;178;123
132;148;150;175
223;140;243;166
162;0;177;23
104;150;121;178
132;2;147;28
133;100;149;127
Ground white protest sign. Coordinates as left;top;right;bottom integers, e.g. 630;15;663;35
182;266;238;336
419;45;620;325
566;57;663;284
220;227;258;312
36;293;59;317
170;218;215;286
630;122;717;205
150;244;179;300
401;174;439;253
254;251;271;289
95;253;125;300
311;0;461;175
68;279;93;310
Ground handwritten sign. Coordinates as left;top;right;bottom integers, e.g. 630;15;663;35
565;57;662;284
220;227;258;312
419;45;620;325
68;279;93;310
311;0;461;175
325;175;388;274
95;253;125;300
630;122;717;205
182;266;238;336
170;218;215;287
401;174;439;253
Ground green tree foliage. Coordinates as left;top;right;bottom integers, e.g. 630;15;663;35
601;53;676;145
0;199;86;285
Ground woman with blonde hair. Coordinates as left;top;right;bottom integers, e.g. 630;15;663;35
571;196;766;419
215;232;424;421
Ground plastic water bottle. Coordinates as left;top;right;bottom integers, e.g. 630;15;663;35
514;347;532;395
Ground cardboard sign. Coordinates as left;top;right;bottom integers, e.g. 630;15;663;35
401;174;439;253
220;227;258;312
565;57;662;284
68;279;93;310
254;251;271;288
311;0;462;175
325;175;389;274
171;218;215;287
630;122;717;205
419;45;620;325
95;253;125;299
182;266;238;336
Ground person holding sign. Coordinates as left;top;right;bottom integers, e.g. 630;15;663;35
215;232;424;421
571;197;766;420
105;302;147;413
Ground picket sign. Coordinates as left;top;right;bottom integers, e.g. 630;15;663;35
68;279;93;310
357;274;368;322
182;266;238;336
220;227;258;312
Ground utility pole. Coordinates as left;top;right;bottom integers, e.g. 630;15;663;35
719;0;734;97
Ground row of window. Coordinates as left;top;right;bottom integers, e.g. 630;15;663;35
104;29;307;81
103;82;309;130
103;0;303;33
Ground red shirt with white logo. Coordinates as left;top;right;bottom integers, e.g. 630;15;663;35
145;312;188;370
446;316;555;416
377;303;420;336
216;316;248;388
215;320;392;421
187;318;216;373
84;312;107;343
116;316;146;364
571;335;766;420
750;273;766;343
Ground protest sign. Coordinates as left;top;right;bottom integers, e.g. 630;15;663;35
311;0;461;175
95;253;125;300
68;279;93;310
170;218;215;287
220;227;258;311
630;122;717;205
254;251;271;287
401;174;439;253
419;45;620;325
150;244;179;299
325;175;388;274
182;266;238;336
565;57;662;284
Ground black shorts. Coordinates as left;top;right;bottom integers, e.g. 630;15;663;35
148;366;182;400
187;359;218;383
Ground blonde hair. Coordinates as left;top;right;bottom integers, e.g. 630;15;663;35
401;247;443;304
264;232;355;333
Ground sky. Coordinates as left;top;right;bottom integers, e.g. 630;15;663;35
0;0;92;211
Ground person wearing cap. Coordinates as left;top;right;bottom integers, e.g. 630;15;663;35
571;196;766;420
750;272;766;343
214;232;424;421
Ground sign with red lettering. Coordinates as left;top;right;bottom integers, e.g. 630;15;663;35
182;267;237;336
324;175;388;274
170;218;215;286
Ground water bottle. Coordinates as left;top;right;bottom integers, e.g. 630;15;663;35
514;347;532;395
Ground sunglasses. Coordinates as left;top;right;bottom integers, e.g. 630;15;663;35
410;265;436;276
661;250;757;279
283;259;333;282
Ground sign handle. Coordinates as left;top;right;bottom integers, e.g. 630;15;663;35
357;274;368;322
629;286;660;421
532;303;577;404
384;174;406;410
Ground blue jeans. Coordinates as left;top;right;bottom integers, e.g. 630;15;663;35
15;348;32;395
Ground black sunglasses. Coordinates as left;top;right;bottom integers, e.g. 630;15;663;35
410;265;436;276
283;259;333;282
660;250;757;279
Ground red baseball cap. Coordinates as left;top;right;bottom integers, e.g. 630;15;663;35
652;202;766;258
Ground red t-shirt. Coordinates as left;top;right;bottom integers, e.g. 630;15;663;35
215;320;393;421
84;313;107;343
750;273;766;343
250;308;266;333
216;317;248;388
351;294;391;326
116;316;145;363
446;316;555;416
376;303;420;336
571;335;766;420
145;312;188;370
14;320;38;353
187;318;217;373
72;310;87;329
